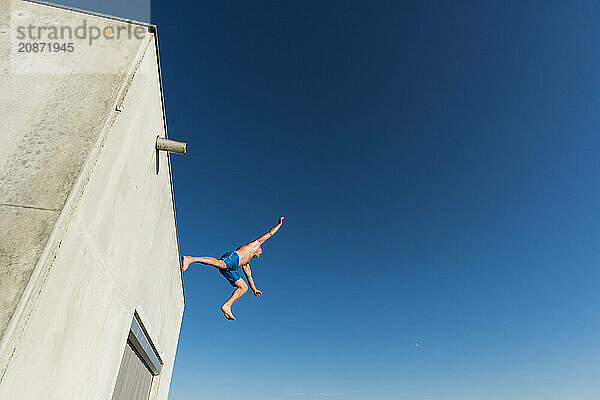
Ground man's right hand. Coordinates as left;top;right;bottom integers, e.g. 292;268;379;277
270;217;284;235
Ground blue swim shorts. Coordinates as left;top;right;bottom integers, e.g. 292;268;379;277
219;251;242;286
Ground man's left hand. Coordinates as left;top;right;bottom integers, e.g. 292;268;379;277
254;289;262;297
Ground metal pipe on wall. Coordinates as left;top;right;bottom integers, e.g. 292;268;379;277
155;137;187;155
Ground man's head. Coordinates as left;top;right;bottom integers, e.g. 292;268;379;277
253;247;263;258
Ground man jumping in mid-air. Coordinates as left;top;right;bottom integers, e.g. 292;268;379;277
181;217;285;320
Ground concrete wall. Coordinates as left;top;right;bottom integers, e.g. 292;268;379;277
0;0;147;342
0;2;184;399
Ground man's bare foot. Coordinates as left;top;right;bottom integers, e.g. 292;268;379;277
181;256;192;272
221;305;236;320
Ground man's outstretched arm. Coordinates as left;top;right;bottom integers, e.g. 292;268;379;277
255;217;285;244
242;264;261;297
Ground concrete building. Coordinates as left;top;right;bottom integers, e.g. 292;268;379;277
0;1;185;398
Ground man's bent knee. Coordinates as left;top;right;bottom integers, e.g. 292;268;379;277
234;279;248;293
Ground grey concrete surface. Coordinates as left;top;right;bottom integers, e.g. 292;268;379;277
0;205;59;336
0;1;184;399
0;0;146;341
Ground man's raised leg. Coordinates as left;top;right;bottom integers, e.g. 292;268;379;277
181;255;226;272
221;279;248;320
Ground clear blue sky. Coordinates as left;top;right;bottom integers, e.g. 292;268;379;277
59;1;600;398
